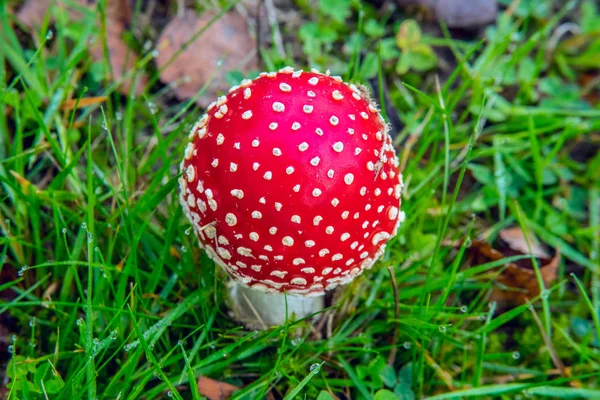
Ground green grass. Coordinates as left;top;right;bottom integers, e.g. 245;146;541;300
1;0;600;399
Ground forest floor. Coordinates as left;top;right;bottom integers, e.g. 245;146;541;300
1;0;599;399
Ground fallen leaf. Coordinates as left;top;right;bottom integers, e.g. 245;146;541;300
17;0;146;96
396;0;498;29
499;226;551;259
464;228;560;305
155;10;258;107
17;0;53;28
88;0;147;96
10;170;41;195
89;22;148;96
17;0;88;29
434;0;498;28
489;249;559;304
197;376;240;400
61;96;108;110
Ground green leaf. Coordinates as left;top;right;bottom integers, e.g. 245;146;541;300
318;0;351;23
408;44;437;71
518;57;537;83
7;356;29;378
374;389;399;400
581;0;600;33
225;70;245;86
380;38;400;60
365;19;385;37
394;383;415;400
571;316;600;346
398;363;413;385
468;163;494;185
359;52;379;79
380;364;397;388
396;19;422;49
395;52;412;75
317;390;335;400
45;378;65;394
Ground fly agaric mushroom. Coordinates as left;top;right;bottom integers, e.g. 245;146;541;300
179;67;404;329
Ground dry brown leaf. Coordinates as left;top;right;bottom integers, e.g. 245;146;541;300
396;0;498;28
17;0;146;96
499;227;550;259
89;22;147;96
17;0;52;28
61;96;108;110
17;0;89;29
465;229;560;305
155;10;258;107
197;376;240;400
88;0;147;96
489;249;559;304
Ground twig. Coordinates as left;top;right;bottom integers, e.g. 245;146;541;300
263;0;286;58
527;300;568;378
387;266;400;366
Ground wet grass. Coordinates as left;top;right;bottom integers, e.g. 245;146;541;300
1;0;600;399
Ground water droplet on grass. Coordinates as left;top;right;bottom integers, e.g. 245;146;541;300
464;237;472;247
62;228;67;234
76;318;85;327
151;50;159;58
29;317;36;327
460;305;468;313
403;341;411;349
512;351;520;360
184;227;192;236
439;326;447;333
540;289;550;300
46;30;54;40
309;363;320;373
110;331;118;340
167;391;173;398
147;102;157;115
7;345;14;354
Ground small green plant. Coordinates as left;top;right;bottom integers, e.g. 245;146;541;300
6;355;65;398
395;19;437;74
356;357;415;399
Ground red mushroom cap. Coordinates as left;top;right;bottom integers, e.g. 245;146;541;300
179;67;404;296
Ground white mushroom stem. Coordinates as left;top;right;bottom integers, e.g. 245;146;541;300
227;282;325;330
